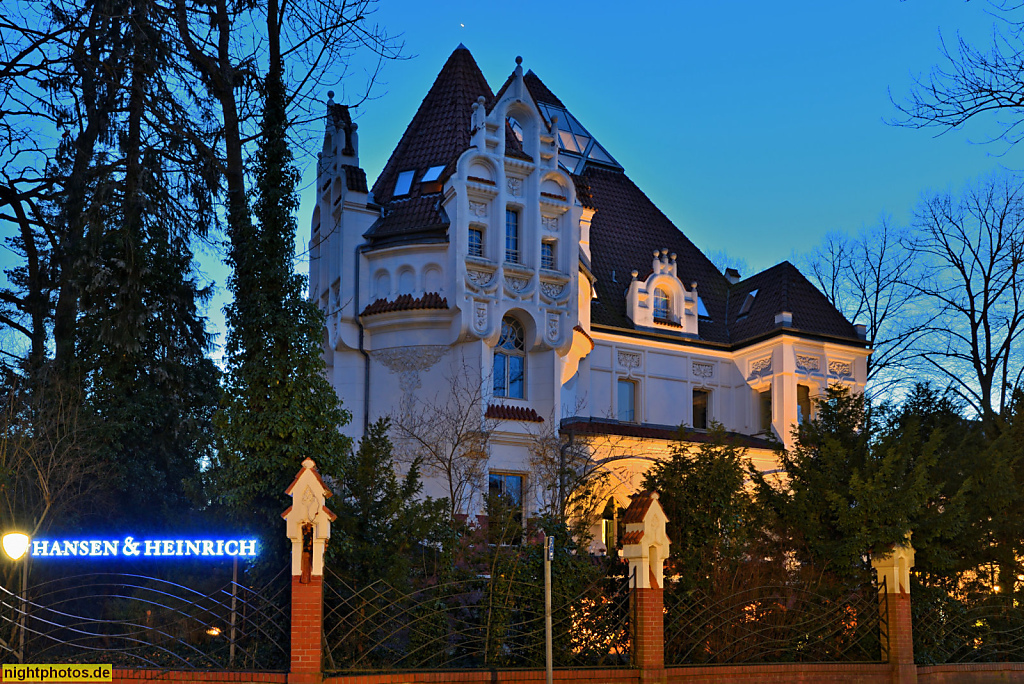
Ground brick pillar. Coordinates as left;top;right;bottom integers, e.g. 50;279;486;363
290;575;324;683
620;492;670;684
632;581;665;672
282;458;337;684
872;537;916;684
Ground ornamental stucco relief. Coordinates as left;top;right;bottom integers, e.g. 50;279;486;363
473;301;488;333
541;216;558;231
547;313;559;343
504;275;530;293
507;177;523;197
469;201;488;217
617;350;642;370
692;362;714;380
828;360;853;377
467;269;495;289
796;355;821;373
540;282;566;300
372;345;449;411
749;356;772;378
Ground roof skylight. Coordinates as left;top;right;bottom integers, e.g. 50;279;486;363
421;165;445;183
536;102;621;171
394;170;415;197
738;289;758;317
698;296;710;318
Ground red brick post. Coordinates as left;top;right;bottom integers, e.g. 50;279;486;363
620;492;670;684
282;458;337;684
872;537;916;684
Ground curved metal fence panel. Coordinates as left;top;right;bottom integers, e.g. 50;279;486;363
664;578;886;665
323;562;632;671
913;583;1024;664
0;567;289;670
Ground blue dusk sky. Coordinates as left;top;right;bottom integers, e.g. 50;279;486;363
293;0;1021;282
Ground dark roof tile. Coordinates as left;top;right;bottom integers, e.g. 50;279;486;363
485;404;544;422
726;261;859;343
372;46;493;205
581;166;732;343
360;292;448;317
620;491;656;524
342;165;367;193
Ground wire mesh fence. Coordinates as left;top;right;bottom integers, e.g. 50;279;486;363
913;581;1024;664
322;558;632;671
0;564;289;670
664;577;887;665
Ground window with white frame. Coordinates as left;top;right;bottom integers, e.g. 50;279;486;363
505;209;520;263
692;388;710;430
488;472;524;543
541;240;556;270
797;384;812;423
759;387;772;433
493;316;525;399
653;287;670;320
469;226;484;257
617;378;637;422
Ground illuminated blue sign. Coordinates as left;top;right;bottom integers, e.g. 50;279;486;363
30;537;258;558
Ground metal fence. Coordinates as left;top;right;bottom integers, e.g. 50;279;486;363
664;577;887;665
0;565;289;670
322;560;632;671
914;583;1024;664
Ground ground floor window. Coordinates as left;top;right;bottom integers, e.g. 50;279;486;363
487;472;523;543
797;384;812;423
759;387;772;433
693;388;710;429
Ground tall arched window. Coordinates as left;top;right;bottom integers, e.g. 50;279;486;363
494;316;526;398
653;288;670;320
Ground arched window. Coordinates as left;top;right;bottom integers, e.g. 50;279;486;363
653;288;670;320
494;316;526;398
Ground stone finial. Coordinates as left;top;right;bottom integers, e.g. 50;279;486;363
282;458;337;581
619;491;671;589
871;534;915;594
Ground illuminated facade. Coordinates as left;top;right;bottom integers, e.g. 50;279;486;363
309;47;868;545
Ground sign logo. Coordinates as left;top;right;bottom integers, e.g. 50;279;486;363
30;537;258;558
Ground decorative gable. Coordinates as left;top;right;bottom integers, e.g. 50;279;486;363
282;458;337;580
625;249;699;335
619;491;671;589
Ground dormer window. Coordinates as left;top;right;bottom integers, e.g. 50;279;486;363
738;289;758;317
394;170;415;197
507;117;524;143
653;288;670;321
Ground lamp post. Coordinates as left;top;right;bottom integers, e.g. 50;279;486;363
2;533;29;663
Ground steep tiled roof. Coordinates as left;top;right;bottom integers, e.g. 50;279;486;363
620;530;644;545
726;261;859;343
561;417;775;450
372;45;492;204
486;404;544;422
364;195;449;246
582;165;732;344
360;292;448;317
620;491;656;523
523;71;565;107
342;165;367;193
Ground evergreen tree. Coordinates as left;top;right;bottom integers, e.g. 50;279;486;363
213;16;350;532
642;425;765;591
753;387;938;584
330;419;448;588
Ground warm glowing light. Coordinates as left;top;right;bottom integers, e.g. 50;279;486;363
2;533;29;561
206;627;221;637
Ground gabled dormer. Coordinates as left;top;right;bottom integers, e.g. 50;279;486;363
625;249;700;335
